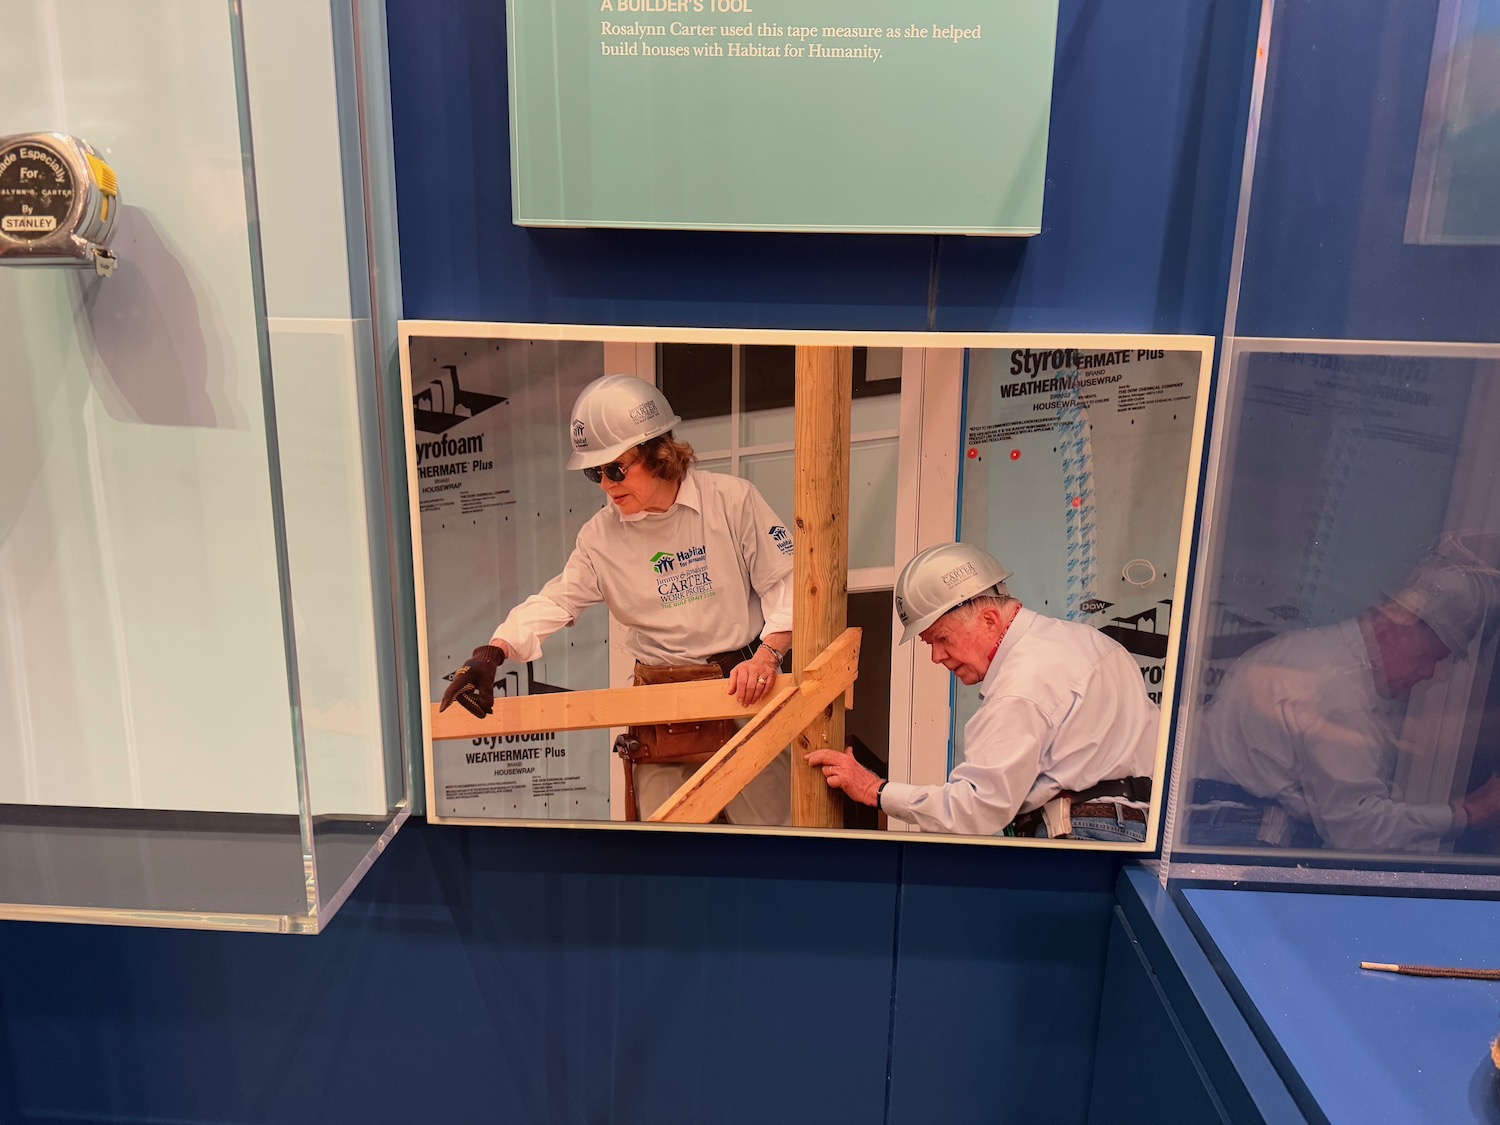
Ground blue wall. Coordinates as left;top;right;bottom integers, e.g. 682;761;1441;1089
390;0;1255;335
0;1;1259;1121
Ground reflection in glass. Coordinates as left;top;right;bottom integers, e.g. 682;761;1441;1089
1236;0;1500;343
1180;351;1500;860
1187;539;1500;851
1408;0;1500;245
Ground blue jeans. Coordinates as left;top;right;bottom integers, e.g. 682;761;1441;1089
1184;802;1323;848
1027;807;1148;843
1184;803;1264;846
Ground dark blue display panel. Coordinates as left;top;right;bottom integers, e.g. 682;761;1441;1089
889;847;1122;1123
1089;913;1224;1123
0;824;897;1124
0;823;1151;1124
1102;869;1316;1124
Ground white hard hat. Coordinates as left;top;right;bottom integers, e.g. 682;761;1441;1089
1387;554;1500;656
894;542;1013;644
565;374;682;470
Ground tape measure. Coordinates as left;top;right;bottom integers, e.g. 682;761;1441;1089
0;132;120;276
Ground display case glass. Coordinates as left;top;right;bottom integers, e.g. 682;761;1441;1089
1112;4;1500;1117
1166;0;1500;892
1148;5;1500;1105
0;0;412;932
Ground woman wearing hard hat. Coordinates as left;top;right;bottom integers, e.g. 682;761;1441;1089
440;374;794;824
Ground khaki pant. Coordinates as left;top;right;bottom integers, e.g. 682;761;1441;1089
634;748;792;826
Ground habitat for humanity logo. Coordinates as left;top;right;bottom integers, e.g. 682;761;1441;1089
412;363;505;434
571;419;588;448
654;544;714;609
769;525;793;555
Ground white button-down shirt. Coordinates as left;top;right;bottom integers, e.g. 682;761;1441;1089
881;607;1159;835
1195;618;1457;850
492;469;794;666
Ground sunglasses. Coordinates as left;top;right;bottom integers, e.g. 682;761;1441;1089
583;456;638;484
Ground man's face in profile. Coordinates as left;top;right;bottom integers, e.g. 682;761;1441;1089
1372;608;1453;699
920;609;997;686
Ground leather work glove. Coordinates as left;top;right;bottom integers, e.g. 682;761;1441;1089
440;644;506;717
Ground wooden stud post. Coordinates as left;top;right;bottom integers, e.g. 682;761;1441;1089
792;345;853;828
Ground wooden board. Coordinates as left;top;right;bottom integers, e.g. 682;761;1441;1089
429;673;796;742
649;629;861;824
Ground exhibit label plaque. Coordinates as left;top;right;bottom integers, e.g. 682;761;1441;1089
507;0;1059;234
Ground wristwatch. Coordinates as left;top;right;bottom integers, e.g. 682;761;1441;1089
758;640;787;665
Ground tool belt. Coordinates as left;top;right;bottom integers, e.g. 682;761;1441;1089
1190;778;1265;807
613;643;758;821
1188;779;1323;848
1073;775;1152;804
1071;802;1148;823
1007;776;1153;838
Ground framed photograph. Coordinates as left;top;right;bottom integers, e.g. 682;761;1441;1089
400;323;1212;849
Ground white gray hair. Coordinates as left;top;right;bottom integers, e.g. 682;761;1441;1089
944;586;1017;628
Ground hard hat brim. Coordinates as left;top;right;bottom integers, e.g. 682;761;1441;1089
900;609;946;645
898;582;1012;645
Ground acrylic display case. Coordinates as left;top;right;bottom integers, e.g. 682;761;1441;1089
1139;2;1500;1119
0;0;413;932
1165;0;1500;890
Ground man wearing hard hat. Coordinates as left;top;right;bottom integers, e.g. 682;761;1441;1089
808;542;1159;840
1187;550;1500;851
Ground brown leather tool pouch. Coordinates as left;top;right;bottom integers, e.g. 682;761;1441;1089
614;653;753;820
623;661;738;764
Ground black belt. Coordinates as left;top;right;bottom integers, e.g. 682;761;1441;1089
1190;778;1267;807
1070;776;1152;804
